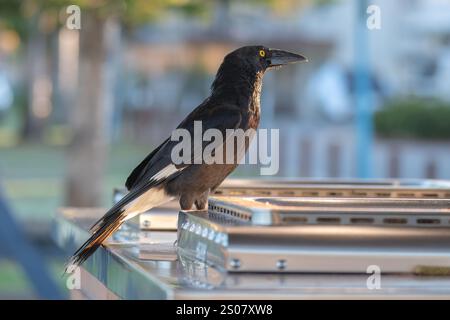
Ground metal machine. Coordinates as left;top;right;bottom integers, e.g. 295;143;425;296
115;179;450;274
114;178;450;231
177;197;450;273
174;179;450;273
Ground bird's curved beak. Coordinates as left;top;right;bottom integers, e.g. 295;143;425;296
268;49;308;67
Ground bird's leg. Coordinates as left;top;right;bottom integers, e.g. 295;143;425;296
194;189;210;210
179;194;195;210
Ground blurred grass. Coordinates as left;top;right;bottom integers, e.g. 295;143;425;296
0;260;29;297
0;259;67;298
0;141;250;222
0;142;151;222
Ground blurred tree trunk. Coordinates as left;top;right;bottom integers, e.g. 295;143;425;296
65;11;118;207
21;13;48;142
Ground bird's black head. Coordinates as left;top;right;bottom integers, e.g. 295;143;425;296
211;45;307;103
223;45;308;73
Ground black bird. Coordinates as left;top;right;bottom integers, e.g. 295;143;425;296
66;45;307;271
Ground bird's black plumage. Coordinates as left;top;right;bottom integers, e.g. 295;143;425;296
66;45;307;271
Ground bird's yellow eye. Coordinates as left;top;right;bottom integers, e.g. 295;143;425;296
259;50;266;57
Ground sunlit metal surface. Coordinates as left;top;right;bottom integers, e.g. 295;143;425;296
207;196;450;227
112;178;450;231
178;210;450;273
53;207;450;299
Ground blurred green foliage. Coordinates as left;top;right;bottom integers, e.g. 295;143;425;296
375;97;450;140
0;0;211;40
0;0;301;35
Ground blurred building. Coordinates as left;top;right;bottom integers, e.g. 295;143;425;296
113;0;450;179
3;0;450;180
118;2;331;146
300;0;450;103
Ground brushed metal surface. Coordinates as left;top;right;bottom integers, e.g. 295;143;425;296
128;178;450;230
177;210;450;273
54;207;450;299
208;196;450;227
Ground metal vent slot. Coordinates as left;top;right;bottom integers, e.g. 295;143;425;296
210;212;240;225
327;192;344;197
350;217;375;224
383;217;408;225
254;190;272;196
421;193;439;198
417;218;441;225
282;216;308;224
351;191;368;196
374;192;392;197
209;204;251;222
277;191;296;196
302;191;319;197
316;217;341;224
397;193;415;198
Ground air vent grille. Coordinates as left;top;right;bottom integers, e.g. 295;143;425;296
208;199;450;228
212;188;450;199
208;204;252;222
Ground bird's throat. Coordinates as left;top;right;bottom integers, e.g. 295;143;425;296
250;71;263;113
211;69;263;118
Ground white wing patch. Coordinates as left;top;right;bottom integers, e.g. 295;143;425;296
122;186;174;221
151;164;183;182
121;164;185;221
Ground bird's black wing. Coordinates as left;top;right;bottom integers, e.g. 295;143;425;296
92;101;242;233
125;137;169;190
124;100;209;191
125;101;242;191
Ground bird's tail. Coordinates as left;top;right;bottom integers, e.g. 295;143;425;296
64;208;125;274
64;186;173;273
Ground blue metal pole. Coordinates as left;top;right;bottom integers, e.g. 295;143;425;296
0;186;62;299
354;0;374;178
